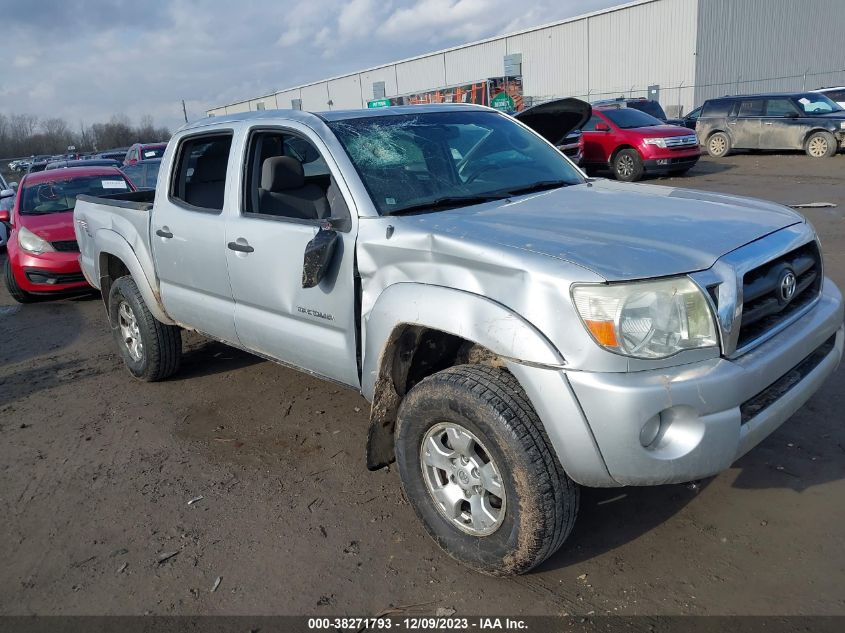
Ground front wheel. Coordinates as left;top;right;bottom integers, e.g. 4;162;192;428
805;131;837;158
612;149;644;181
395;365;579;576
109;276;182;381
4;257;36;303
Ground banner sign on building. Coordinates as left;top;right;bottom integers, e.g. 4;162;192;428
382;77;524;113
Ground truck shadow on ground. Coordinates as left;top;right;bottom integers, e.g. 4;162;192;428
174;339;264;380
537;480;708;572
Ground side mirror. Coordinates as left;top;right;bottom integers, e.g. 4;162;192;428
302;223;339;288
594;122;610;132
0;209;10;224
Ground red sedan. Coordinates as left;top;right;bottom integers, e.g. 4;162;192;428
2;166;134;302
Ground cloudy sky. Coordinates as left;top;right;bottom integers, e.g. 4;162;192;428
1;0;618;131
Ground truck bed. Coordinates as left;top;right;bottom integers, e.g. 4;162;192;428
74;190;158;292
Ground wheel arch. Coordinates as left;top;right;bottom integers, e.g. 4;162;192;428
361;283;566;470
94;230;173;325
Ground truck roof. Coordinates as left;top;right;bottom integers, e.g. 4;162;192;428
181;103;492;132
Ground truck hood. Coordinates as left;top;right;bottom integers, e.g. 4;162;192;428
399;179;803;281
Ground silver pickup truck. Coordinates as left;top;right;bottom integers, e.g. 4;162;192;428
74;103;844;576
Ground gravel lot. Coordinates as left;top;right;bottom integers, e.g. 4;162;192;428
1;153;844;617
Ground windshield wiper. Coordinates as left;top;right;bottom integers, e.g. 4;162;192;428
385;193;511;216
500;180;572;197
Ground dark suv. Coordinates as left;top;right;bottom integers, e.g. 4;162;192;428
591;97;668;121
697;92;845;158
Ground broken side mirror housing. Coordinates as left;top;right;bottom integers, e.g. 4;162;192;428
302;223;339;288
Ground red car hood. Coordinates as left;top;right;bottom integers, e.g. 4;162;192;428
18;210;76;242
632;125;695;137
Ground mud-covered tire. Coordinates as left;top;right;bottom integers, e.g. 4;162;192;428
395;364;579;576
706;131;731;157
4;257;36;303
108;275;181;381
612;148;644;182
804;131;837;158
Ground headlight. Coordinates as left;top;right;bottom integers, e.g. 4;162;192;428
643;137;667;148
17;226;55;254
572;277;718;359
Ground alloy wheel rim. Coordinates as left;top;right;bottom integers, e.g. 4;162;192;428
118;301;144;362
618;155;634;177
420;422;506;536
808;137;827;157
710;136;726;155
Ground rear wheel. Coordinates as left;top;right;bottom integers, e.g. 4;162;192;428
805;131;837;158
706;132;731;157
612;149;644;182
4;257;36;303
395;364;579;576
109;276;181;381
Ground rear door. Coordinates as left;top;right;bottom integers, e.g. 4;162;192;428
152;132;239;343
728;98;764;148
223;123;360;387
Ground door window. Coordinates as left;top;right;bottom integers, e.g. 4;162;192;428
765;99;799;117
243;130;348;225
170;134;232;212
581;115;604;131
737;100;764;117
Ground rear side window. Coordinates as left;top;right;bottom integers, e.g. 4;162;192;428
737;100;764;117
701;99;733;117
825;89;845;102
170;134;232;211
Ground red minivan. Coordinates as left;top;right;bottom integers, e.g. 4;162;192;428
2;166;134;302
581;107;700;181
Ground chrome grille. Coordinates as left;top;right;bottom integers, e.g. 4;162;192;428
664;135;698;148
736;242;822;349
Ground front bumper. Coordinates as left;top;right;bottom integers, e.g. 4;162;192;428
11;248;89;294
564;279;843;485
642;153;700;173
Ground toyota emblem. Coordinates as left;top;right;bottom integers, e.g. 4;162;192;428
778;269;797;303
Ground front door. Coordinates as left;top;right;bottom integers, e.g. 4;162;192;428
728;98;764;148
152;132;239;343
760;98;804;150
224;125;360;387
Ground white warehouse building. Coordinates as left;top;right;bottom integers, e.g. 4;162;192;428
207;0;845;119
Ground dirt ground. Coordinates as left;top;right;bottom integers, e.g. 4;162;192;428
1;153;844;617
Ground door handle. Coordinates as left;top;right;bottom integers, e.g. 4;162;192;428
227;241;254;253
155;228;173;239
764;121;774;125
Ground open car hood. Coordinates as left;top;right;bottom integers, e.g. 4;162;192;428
514;98;591;146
